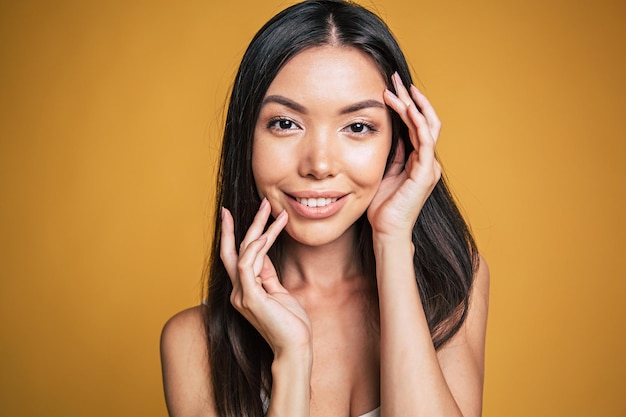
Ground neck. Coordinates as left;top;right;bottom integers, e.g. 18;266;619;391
278;225;363;293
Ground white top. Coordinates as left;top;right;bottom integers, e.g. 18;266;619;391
359;407;381;417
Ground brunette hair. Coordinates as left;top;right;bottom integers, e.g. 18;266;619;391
202;1;478;416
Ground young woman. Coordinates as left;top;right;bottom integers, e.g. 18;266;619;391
160;1;489;416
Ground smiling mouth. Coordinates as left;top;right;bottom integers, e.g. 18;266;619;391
294;197;339;208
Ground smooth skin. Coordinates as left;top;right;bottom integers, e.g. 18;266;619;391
161;46;489;417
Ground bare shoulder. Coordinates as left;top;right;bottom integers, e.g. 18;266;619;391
160;306;216;417
161;306;206;350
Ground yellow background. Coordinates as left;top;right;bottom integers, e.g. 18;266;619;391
1;0;624;415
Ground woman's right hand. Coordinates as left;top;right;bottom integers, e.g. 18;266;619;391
220;198;312;357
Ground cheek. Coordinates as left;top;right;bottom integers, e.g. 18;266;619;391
346;140;392;188
251;138;289;195
251;146;270;195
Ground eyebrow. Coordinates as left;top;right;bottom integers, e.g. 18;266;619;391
339;100;386;114
262;95;307;113
261;95;386;115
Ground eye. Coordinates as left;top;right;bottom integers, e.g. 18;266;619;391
350;123;367;133
344;122;376;135
268;118;299;131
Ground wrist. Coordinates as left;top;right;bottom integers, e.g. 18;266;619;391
268;347;312;417
372;233;416;289
272;346;313;377
372;230;414;251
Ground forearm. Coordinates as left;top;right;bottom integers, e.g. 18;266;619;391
266;349;312;417
374;234;462;417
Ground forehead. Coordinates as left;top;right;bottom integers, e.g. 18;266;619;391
264;46;387;104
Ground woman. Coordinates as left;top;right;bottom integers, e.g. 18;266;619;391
161;1;489;416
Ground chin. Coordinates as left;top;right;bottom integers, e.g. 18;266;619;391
282;222;358;248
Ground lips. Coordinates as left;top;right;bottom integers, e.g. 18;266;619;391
286;192;347;219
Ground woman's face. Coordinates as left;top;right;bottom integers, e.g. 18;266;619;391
252;45;392;247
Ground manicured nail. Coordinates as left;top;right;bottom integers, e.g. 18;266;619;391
393;71;402;86
260;197;268;209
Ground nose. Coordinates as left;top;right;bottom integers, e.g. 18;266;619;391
298;128;338;179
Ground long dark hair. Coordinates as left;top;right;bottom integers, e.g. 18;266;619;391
202;1;478;416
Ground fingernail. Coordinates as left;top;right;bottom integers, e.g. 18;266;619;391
220;207;226;220
260;197;268;209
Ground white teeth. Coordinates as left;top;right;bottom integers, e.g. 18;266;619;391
296;197;337;207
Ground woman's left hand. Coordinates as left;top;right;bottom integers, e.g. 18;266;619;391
367;72;442;240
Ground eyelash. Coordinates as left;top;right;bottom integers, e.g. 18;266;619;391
343;121;377;136
266;118;378;136
267;118;300;132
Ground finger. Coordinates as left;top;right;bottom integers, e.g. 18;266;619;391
410;85;441;142
220;207;239;283
409;104;437;168
240;198;272;252
402;113;436;183
237;235;269;294
391;72;415;111
237;210;287;290
386;86;436;175
260;256;289;294
248;209;288;275
384;86;419;152
391;73;434;153
394;83;437;169
385;99;437;187
258;209;288;254
389;73;440;157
